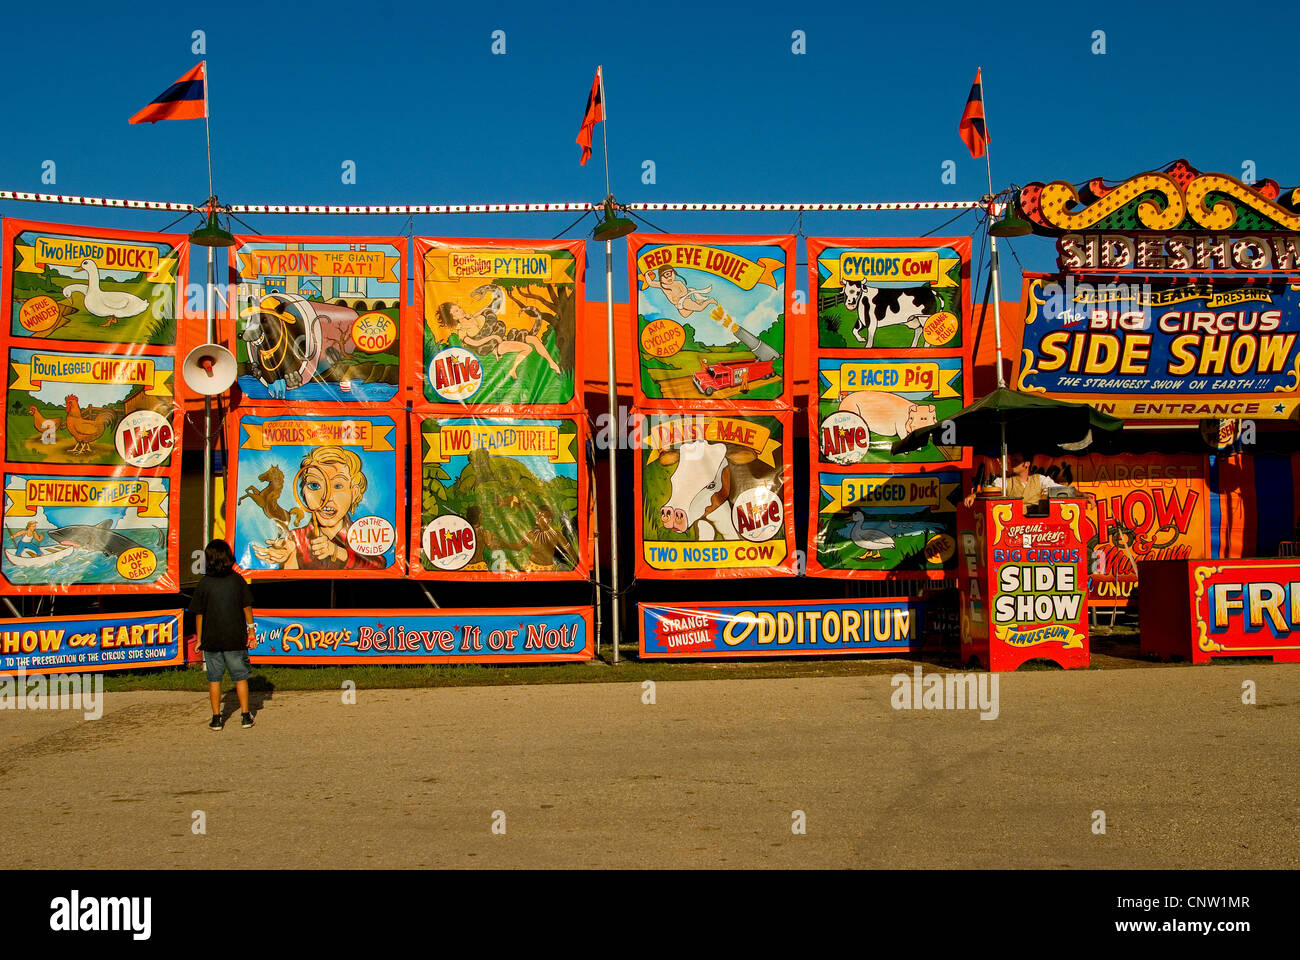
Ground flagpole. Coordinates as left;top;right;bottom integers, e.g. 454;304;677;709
599;66;610;201
597;64;622;663
203;60;214;200
978;68;1009;484
202;59;215;544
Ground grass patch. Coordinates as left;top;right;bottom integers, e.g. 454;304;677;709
103;648;941;693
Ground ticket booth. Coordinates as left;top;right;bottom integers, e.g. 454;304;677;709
957;497;1091;671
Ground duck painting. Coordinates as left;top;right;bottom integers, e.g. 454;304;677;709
61;259;150;326
836;512;935;560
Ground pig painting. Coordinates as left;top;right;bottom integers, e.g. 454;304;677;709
837;391;937;442
657;440;758;541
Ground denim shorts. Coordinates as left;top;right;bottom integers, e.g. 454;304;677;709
204;650;251;683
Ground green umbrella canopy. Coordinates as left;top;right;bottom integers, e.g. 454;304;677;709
890;386;1125;457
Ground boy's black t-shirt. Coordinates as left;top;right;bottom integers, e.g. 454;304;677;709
189;572;253;652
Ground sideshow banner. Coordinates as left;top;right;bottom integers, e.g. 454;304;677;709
630;234;794;408
411;414;589;580
636;410;796;578
5;347;177;469
814;355;968;466
1017;274;1300;419
1;473;176;594
2;219;186;347
0;609;182;675
413;239;583;411
249;607;594;664
229;235;404;404
228;409;405;579
971;453;1210;606
639;599;923;659
977;496;1086;660
810;469;961;579
809;238;970;351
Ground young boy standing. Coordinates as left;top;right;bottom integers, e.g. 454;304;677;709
190;539;256;730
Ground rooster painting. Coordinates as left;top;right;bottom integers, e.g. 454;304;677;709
29;395;117;456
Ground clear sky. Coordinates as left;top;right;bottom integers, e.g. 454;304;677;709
1;0;1293;301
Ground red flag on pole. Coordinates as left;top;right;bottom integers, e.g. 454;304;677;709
958;68;990;159
576;67;604;166
129;62;207;124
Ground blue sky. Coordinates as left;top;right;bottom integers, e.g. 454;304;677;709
1;0;1294;301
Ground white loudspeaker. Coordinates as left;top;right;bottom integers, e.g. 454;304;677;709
182;343;237;395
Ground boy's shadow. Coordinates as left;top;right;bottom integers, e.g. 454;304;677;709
220;675;275;717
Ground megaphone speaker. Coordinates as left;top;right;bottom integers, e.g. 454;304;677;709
182;343;237;395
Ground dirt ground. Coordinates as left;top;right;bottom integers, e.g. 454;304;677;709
2;663;1297;869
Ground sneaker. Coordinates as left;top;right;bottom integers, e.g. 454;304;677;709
208;714;224;731
240;712;254;729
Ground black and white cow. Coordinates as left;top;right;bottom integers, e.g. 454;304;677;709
842;280;937;348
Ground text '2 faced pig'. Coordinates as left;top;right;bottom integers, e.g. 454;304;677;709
838;391;937;441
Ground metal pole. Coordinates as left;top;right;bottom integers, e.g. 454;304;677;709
605;238;621;663
981;97;1008;483
202;60;214;200
203;243;215;544
990;235;1008;485
597;63;621;663
598;65;610;202
591;466;602;658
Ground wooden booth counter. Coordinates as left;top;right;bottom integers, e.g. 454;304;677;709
957;497;1090;672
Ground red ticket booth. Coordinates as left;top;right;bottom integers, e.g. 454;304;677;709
1139;558;1300;663
957;497;1091;671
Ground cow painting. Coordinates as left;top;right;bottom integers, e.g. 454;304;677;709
657;439;759;541
842;281;937;348
241;293;360;396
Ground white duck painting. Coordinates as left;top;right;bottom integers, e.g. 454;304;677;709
62;259;150;326
836;511;936;560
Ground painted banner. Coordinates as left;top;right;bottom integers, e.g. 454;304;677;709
410;414;589;580
972;453;1210;607
630;234;793;408
412;238;583;411
809;238;970;351
228;409;405;579
249;607;594;664
635;410;795;578
1;219;185;595
1017;274;1300;419
5;347;178;469
0;609;182;675
1139;558;1300;664
814;355;968;466
3;219;186;347
809;469;960;579
639;598;923;658
228;235;404;404
1;473;175;593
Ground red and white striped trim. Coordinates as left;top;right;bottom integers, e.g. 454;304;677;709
0;191;983;215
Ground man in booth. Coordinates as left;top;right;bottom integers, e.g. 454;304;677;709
963;453;1084;515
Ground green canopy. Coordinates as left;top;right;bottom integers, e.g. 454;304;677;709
890;386;1125;458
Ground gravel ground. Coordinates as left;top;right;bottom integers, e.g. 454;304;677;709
2;663;1297;868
